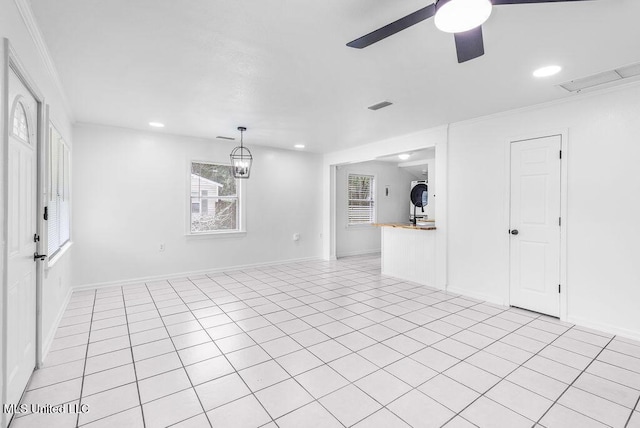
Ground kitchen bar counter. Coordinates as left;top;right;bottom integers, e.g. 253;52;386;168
374;222;436;231
375;222;436;286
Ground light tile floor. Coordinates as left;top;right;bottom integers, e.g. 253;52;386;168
10;255;640;428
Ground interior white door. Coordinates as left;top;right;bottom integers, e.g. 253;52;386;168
509;135;561;317
6;69;38;405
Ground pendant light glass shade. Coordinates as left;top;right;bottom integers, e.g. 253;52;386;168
230;126;253;179
434;0;492;34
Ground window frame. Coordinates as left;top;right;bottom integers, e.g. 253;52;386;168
347;173;377;227
187;159;246;237
10;98;30;143
46;123;72;267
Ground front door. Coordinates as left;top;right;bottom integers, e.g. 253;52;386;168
509;135;562;317
6;68;39;406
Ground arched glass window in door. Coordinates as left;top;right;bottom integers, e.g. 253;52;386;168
11;100;30;143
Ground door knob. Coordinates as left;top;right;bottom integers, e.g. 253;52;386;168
34;252;47;261
510;229;519;235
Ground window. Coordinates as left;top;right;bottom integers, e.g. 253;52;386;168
48;126;71;257
190;161;239;233
11;100;30;142
348;174;375;225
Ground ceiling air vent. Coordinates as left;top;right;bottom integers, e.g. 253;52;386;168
559;61;640;93
216;136;235;141
560;71;621;92
368;101;393;111
616;62;640;79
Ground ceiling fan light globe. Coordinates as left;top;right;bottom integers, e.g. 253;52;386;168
435;0;493;33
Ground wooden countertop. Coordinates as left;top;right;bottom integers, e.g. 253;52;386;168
374;222;436;231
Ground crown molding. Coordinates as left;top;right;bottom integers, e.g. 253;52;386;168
13;0;75;122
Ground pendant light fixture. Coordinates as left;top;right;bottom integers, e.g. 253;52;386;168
230;126;253;179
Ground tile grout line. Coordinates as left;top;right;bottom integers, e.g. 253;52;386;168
435;313;567;427
370;303;545;427
624;395;640;428
533;333;622;427
48;256;638;428
74;289;97;428
189;268;512;426
189;266;543;426
179;276;343;427
142;283;215;428
120;285;147;428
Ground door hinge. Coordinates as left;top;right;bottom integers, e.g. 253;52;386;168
44;206;48;221
559;150;562;159
33;234;40;242
558;284;561;293
559;217;561;227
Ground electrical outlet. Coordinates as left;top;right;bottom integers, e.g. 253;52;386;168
159;243;165;252
293;233;300;241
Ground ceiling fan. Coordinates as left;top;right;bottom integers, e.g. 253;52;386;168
347;0;592;63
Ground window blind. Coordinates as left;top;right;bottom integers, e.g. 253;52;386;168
47;126;71;257
348;174;375;225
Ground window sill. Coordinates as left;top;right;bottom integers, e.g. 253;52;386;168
186;230;247;239
346;224;375;229
47;241;72;270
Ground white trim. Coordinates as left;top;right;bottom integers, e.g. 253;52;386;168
73;256;321;291
187;159;245;235
567;315;640;343
504;130;569;320
12;0;74;122
2;39;46;428
346;172;377;226
39;286;72;365
449;78;640;131
559;132;569;322
186;231;247;239
46;240;72;269
345;224;376;230
336;249;381;258
446;286;508;307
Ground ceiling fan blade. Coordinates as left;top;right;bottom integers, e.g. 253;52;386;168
492;0;592;5
454;26;485;63
346;4;436;49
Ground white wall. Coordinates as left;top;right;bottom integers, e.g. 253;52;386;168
71;124;323;287
324;82;640;340
1;0;74;425
335;161;416;257
323;128;449;287
323;127;447;260
446;83;640;339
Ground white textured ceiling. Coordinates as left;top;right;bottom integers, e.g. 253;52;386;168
29;0;640;153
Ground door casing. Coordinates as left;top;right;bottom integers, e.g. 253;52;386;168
1;38;46;428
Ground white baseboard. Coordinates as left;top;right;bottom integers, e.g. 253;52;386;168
446;286;508;307
445;287;640;341
40;285;73;367
73;256;321;291
336;249;381;258
566;315;640;343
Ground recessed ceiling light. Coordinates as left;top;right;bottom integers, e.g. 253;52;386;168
294;144;305;149
398;153;411;160
149;122;165;128
533;65;562;78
